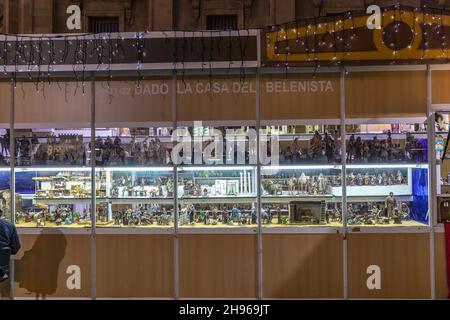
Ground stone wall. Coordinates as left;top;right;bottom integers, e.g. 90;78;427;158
2;0;450;34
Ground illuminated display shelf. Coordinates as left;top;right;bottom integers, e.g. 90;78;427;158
11;163;428;171
179;196;256;204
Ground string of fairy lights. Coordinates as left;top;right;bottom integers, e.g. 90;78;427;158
0;4;449;90
267;3;450;75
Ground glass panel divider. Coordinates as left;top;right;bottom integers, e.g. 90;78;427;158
340;67;349;300
90;73;97;300
426;64;436;299
256;70;263;300
172;70;179;300
9;80;15;300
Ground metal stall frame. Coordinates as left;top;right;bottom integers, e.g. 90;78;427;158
2;61;443;300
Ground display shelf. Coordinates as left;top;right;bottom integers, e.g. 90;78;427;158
346;163;428;169
33;197;93;205
179;196;257;204
15;221;92;228
261;195;339;203
346;195;414;202
345;133;428;140
97;166;173;172
347;224;430;232
261;221;343;228
177;165;257;171
96;223;174;229
261;164;341;170
270;132;428;141
332;185;412;197
102;197;174;205
15;166;91;172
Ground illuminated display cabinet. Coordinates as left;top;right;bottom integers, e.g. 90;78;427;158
0;66;447;300
6;122;430;229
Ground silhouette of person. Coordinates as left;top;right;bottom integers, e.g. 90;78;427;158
14;229;67;299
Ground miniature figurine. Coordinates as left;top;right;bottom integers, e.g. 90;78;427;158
392;208;402;224
364;172;370;185
347;134;356;163
400;202;410;220
231;207;241;222
348;172;356;186
356;173;363;186
188;205;195;225
262;208;271;224
385;192;397;219
377;173;383;185
298;172;308;194
396;170;405;184
318;173;326;194
287;176;296;195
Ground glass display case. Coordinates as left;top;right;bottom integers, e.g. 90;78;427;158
259;124;343;227
7;122;432;229
434;112;450;223
11;127;93;228
173;125;257;166
14;168;93;228
261;124;342;165
93;127;173;167
177;166;257;227
95;167;174;227
261;165;343;227
14;128;91;167
345;121;429;227
93;126;175;228
0;129;11;167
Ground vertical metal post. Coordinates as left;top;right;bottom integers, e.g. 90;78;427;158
340;67;348;300
90;73;97;300
172;70;179;300
256;70;263;300
8;80;15;300
426;65;436;300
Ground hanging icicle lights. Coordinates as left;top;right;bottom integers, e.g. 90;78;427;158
0;30;255;88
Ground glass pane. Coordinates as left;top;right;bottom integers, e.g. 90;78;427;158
435;112;450;223
178;166;257;228
14;128;91;167
345;121;429;226
261;165;342;227
95;168;174;228
94;126;175;228
260;124;343;227
15;168;92;228
173;126;257;166
0;168;12;221
345;122;427;164
261;124;342;165
0;129;11;167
